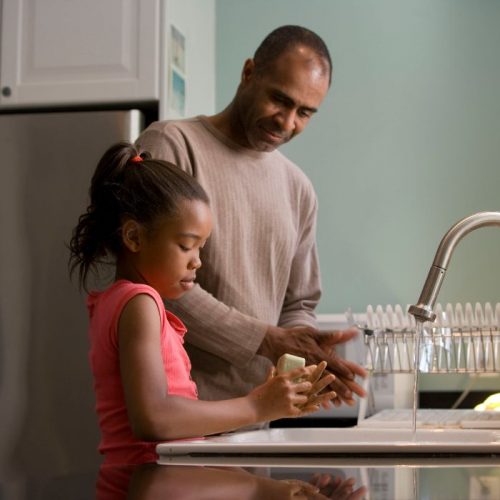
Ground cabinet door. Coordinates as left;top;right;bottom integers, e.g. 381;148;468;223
0;0;159;107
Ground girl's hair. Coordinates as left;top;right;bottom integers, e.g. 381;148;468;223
69;141;209;290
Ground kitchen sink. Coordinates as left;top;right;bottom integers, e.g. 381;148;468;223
157;426;500;456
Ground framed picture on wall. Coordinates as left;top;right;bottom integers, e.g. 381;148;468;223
169;25;186;117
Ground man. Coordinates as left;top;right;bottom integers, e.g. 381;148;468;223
136;25;366;407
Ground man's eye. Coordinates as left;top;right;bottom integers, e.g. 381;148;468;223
272;94;288;105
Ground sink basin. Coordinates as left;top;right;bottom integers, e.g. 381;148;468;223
156;427;500;456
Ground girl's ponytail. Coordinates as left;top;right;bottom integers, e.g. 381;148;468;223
69;142;141;289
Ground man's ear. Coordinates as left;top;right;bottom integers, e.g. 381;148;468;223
122;219;142;253
241;58;255;84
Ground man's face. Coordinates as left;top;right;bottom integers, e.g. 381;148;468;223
235;46;330;152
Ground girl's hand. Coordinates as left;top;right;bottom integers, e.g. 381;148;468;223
248;365;312;421
248;365;335;422
300;361;337;413
309;473;368;500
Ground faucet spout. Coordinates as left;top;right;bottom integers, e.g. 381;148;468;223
408;211;500;323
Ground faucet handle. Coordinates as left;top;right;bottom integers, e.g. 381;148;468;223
408;303;436;323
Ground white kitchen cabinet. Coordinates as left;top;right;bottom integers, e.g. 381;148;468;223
0;0;160;107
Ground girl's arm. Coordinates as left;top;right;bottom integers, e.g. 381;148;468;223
118;294;335;441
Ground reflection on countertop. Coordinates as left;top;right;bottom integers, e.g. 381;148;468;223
2;457;500;499
100;462;366;500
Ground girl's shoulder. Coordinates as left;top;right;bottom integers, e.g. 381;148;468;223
87;280;163;317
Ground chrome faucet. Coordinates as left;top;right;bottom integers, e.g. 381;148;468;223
408;211;500;323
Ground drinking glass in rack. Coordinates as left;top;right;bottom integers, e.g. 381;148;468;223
362;303;500;374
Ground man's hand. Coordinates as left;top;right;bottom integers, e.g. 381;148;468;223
258;325;367;406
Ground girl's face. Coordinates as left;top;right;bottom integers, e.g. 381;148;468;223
130;199;213;300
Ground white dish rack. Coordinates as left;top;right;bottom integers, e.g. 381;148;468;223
360;302;500;374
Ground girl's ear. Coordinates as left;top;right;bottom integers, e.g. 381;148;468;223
122;219;142;253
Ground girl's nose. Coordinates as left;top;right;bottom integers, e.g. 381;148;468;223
190;254;202;270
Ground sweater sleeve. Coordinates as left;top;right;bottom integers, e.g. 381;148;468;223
165;286;268;366
278;187;321;329
136;124;268;365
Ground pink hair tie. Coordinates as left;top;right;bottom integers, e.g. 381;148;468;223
131;155;142;163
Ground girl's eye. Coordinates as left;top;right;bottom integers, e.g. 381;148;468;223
179;244;190;252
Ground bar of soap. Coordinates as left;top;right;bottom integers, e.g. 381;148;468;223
277;353;306;374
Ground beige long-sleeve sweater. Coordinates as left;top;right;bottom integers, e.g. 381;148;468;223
136;116;321;400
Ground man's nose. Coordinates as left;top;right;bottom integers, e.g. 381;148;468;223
276;109;296;134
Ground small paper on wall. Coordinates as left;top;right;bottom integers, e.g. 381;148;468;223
168;25;186;117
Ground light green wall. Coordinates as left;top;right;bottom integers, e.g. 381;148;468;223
215;0;500;315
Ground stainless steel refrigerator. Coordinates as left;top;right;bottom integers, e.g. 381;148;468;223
0;109;144;486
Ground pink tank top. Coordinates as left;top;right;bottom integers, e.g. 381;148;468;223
87;280;198;464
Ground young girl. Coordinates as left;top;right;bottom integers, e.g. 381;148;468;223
69;142;336;465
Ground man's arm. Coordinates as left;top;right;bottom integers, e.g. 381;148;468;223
165;284;267;365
